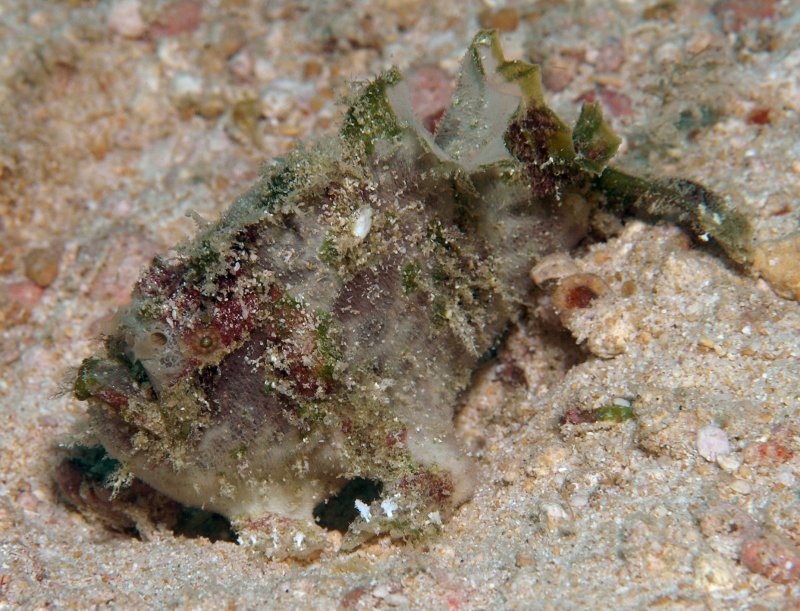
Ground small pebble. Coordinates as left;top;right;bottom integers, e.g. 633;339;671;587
539;502;571;531
729;479;752;495
530;253;579;286
108;0;146;39
478;7;520;32
515;551;535;567
542;55;577;92
687;32;716;54
169;72;203;116
697;425;730;462
740;532;800;583
151;0;202;37
229;49;254;80
597;88;633;118
746;107;771;125
526;444;570;477
210;21;247;59
568;492;589;509
24;245;62;288
586;315;633;359
716;452;741;473
372;585;390;599
752;232;800;301
712;0;777;34
592;41;626;73
383;594;409;607
500;466;520;485
621;279;636;297
7;281;44;307
643;1;678;20
170;71;203;99
693;552;734;592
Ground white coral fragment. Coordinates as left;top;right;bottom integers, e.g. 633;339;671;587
354;499;371;523
351;206;373;241
381;498;398;519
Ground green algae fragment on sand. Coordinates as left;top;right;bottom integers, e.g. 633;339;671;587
596;404;635;423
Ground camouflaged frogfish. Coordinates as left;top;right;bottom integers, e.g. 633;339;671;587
61;31;752;558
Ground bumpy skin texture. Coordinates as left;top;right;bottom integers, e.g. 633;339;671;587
69;31;752;557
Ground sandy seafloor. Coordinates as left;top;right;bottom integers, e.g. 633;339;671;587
1;0;799;607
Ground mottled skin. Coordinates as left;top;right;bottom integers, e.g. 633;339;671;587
68;31;752;557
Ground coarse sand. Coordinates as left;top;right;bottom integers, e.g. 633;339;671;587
1;0;799;607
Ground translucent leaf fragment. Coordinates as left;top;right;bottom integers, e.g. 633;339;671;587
433;30;523;170
572;102;622;175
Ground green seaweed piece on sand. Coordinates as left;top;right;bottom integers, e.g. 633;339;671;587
594;168;753;265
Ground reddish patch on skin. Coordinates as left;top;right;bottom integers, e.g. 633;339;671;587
552;273;607;314
136;258;186;298
256;284;337;398
506;107;573;198
746;107;771;125
425;108;447;134
565;285;597;309
170;286;202;317
208;291;261;344
400;469;455;505
175;285;261;353
94;387;131;411
288;362;326;398
385;429;408;448
267;283;282;303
